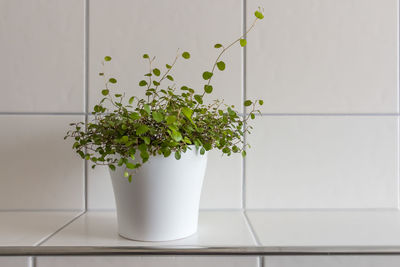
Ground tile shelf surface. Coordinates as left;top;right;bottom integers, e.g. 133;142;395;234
2;210;400;256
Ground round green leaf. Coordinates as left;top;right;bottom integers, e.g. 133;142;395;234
109;78;117;84
166;75;174;81
101;89;109;96
214;43;222;48
175;151;181;160
104;56;112;61
182;52;190;59
152;111;164;122
240;39;247;47
216;61;226;71
153;68;161;76
143;54;149;59
244;100;252;106
255;10;264;19
204;85;213;94
129;96;135;104
124;171;129;177
202;71;213;80
126;162;135;169
259;100;264;105
166;64;172;69
139;80;147;86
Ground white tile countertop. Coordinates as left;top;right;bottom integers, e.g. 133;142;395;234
3;210;400;256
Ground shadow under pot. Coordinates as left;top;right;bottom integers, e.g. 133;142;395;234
109;146;208;241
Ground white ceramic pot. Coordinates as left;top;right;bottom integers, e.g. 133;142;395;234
109;147;207;241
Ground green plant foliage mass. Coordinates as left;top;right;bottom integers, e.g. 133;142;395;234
65;8;264;181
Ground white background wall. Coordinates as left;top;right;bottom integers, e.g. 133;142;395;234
0;0;398;266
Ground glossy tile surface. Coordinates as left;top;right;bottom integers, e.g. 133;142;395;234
88;150;242;210
247;0;398;113
0;212;79;246
246;116;399;209
264;256;400;267
248;211;400;246
89;0;242;112
0;0;84;112
0;116;85;210
37;256;258;267
42;211;256;247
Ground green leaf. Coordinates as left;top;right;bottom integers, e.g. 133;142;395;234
244;100;252;106
240;39;247;47
109;78;117;84
194;94;203;104
101;89;109;96
129;96;135;104
136;125;149;135
124;171;129;177
126;162;135;169
166;64;172;69
251;113;256;119
200;147;206;155
153;68;161;76
128;175;132;183
143;54;149;59
204;85;213;94
242;150;247;157
142;136;150;145
255;10;264;19
153;80;160;86
104;56;112;61
143;104;151;115
98;72;104;76
182;52;190;59
175;151;181;160
166;115;177;124
214;43;222;48
130;112;140;120
202;71;213;80
139;80;147;86
109;164;116;171
259;100;264;105
166;75;174;81
152;111;164;122
216;61;226;71
121;136;129;143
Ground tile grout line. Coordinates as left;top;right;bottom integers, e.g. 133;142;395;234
242;210;262;246
83;0;89;212
241;0;247;210
34;211;86;247
397;0;400;210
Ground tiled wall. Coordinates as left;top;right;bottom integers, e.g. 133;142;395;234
0;0;398;212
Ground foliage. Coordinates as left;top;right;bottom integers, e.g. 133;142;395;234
65;8;264;181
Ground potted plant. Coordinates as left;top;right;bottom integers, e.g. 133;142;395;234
65;8;264;241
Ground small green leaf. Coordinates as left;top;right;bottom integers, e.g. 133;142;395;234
214;43;222;48
129;96;135;104
124;171;129;177
142;136;150;145
143;104;151;115
130;112;140;120
242;150;247;157
216;61;226;71
202;71;213;80
251;113;256;119
166;75;174;81
101;89;109;96
175;151;181;160
104;56;112;61
153;68;161;76
182;52;190;59
255;10;264;19
166;115;176;124
152;111;164;122
240;39;247;47
109;78;117;84
244;100;252;106
143;54;149;59
121;136;129;143
98;72;104;76
109;164;116;171
153;80;160;86
194;94;203;104
128;175;132;182
181;107;193;120
139;80;147;86
200;147;206;155
204;85;213;94
259;100;264;105
136;125;149;135
126;162;135;169
166;64;172;69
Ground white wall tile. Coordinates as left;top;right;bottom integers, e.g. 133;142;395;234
246;0;398;113
37;256;258;267
246;116;398;209
88;149;242;210
0;257;28;267
0;116;84;210
0;0;84;112
89;0;243;113
265;256;400;267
